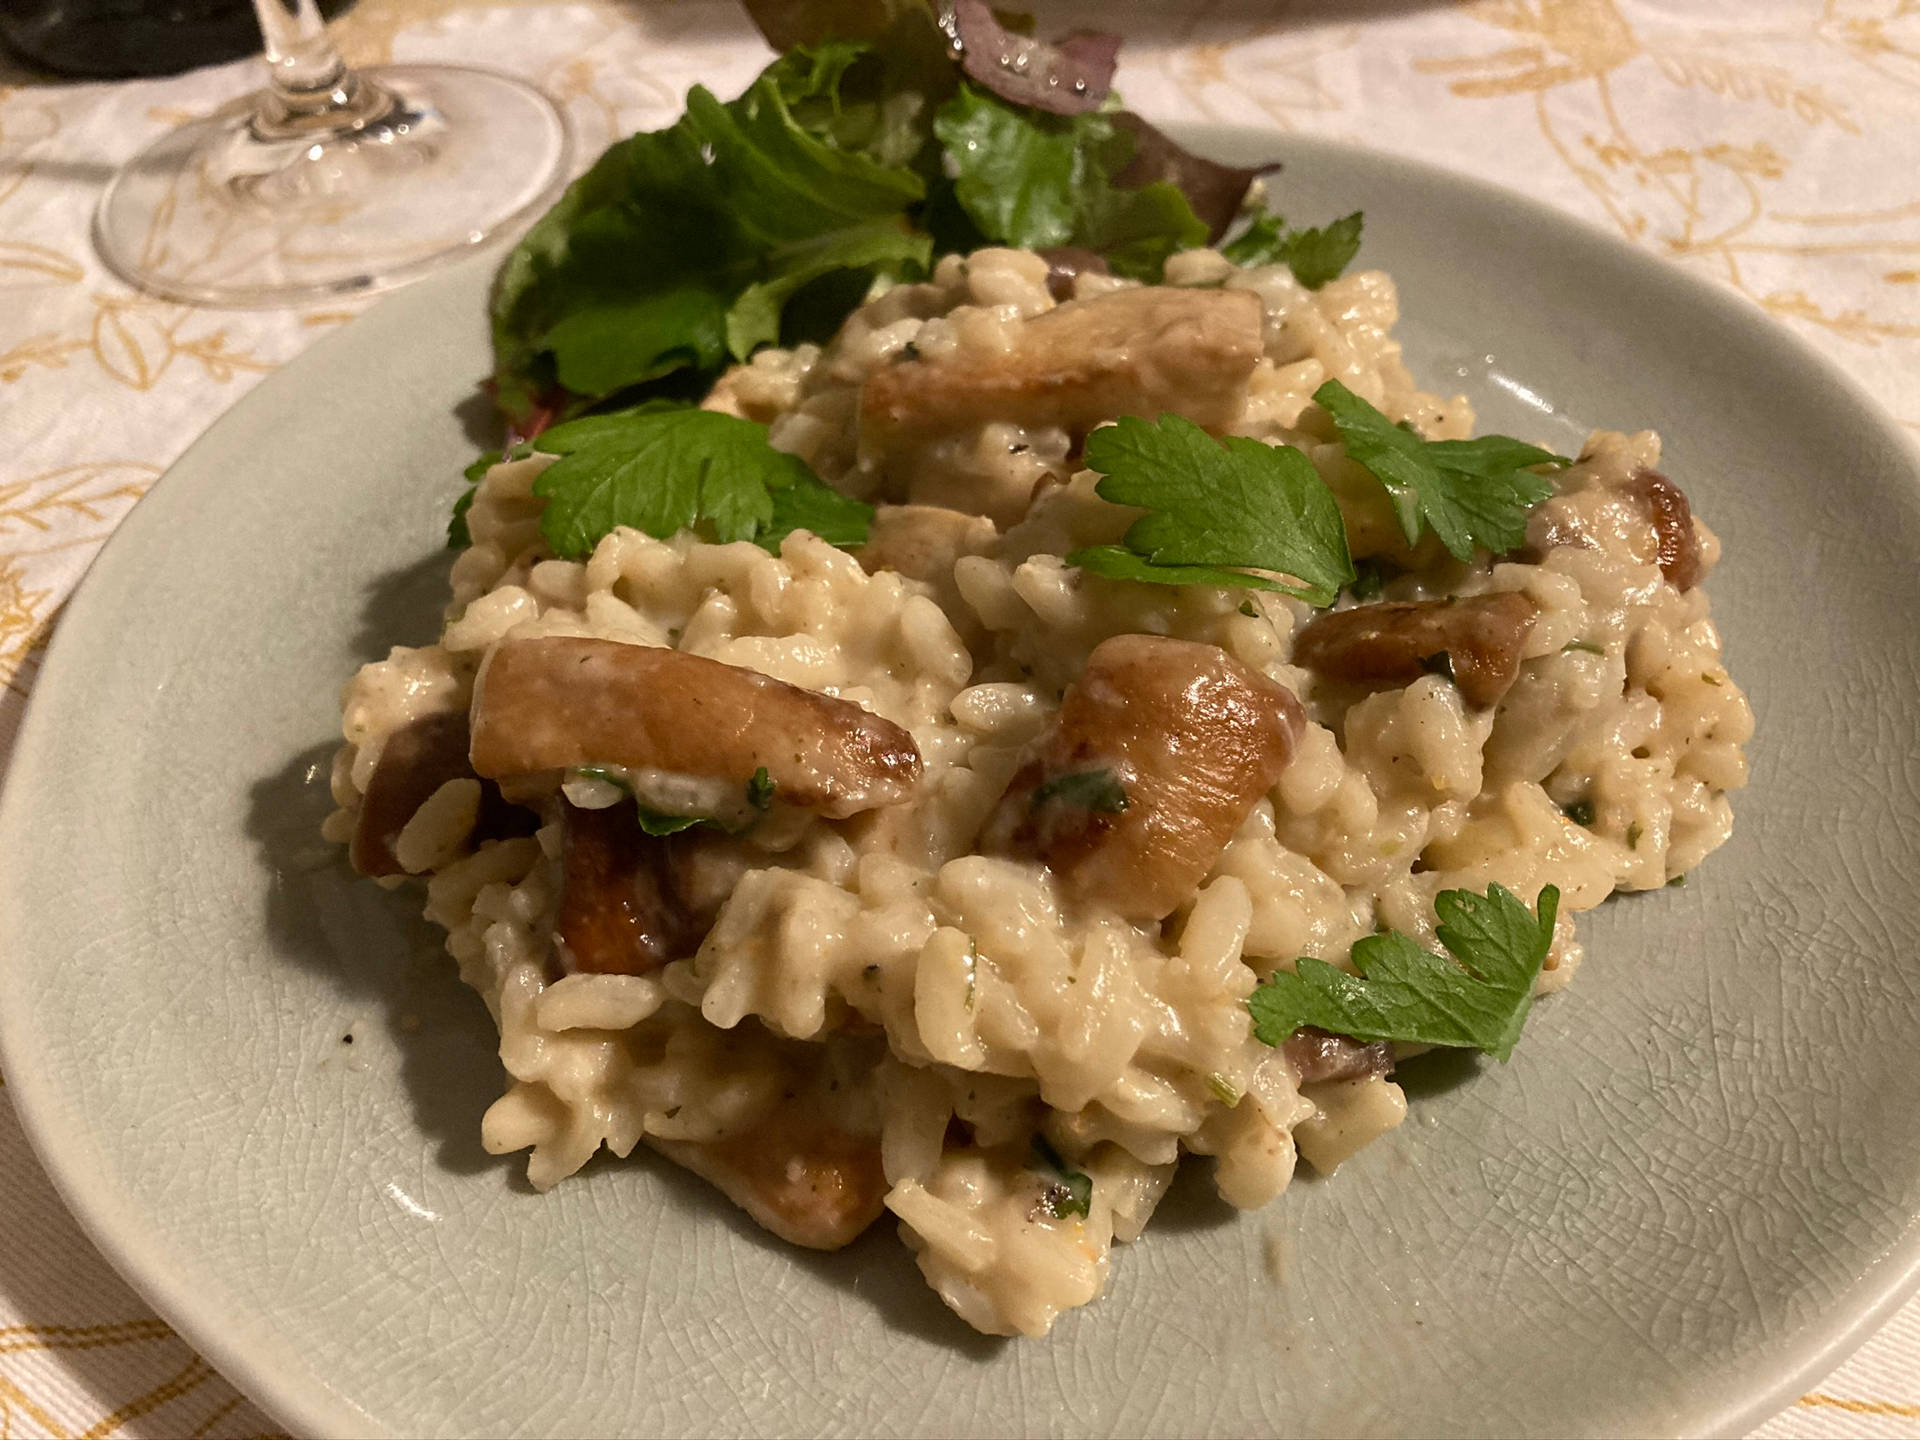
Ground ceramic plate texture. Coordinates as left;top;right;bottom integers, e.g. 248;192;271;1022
4;131;1920;1440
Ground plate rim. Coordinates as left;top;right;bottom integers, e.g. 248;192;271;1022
4;125;1919;1440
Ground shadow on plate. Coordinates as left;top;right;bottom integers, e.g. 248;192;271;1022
351;549;457;662
453;387;506;453
619;1145;1010;1353
1391;1046;1482;1102
1144;1152;1244;1232
246;739;514;1182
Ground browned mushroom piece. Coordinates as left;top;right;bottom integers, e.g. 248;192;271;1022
469;637;922;819
1293;592;1536;710
1520;468;1703;592
350;710;536;877
855;504;999;588
554;801;713;977
1282;1027;1394;1085
983;634;1306;923
860;286;1265;453
1625;468;1704;591
1035;246;1111;304
647;1098;889;1250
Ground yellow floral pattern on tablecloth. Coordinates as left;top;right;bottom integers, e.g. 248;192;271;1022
1412;0;1920;356
1;1;1918;1434
0;462;157;702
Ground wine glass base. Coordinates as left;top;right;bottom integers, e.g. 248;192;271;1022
94;64;570;308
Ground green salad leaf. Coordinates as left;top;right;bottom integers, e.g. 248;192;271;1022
931;81;1112;251
1249;884;1559;1062
1065;413;1354;604
931;84;1208;281
760;20;954;169
529;404;872;558
1313;379;1566;562
725;217;931;358
1222;210;1364;289
490;38;939;425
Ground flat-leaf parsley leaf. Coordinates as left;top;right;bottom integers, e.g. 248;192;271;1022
1030;769;1129;814
1222;210;1363;290
447;488;477;550
747;767;778;812
1248;883;1559;1062
531;405;873;558
1031;1135;1093;1219
575;766;773;836
634;808;709;836
1312;379;1567;562
1065;413;1354;605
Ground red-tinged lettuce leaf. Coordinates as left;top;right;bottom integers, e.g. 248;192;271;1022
1078;177;1209;283
1110;112;1277;242
949;0;1118;115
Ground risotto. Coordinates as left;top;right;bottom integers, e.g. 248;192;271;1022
325;244;1751;1337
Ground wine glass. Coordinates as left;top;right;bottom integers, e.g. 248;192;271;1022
93;0;569;307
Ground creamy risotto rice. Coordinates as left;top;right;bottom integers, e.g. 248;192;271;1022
326;245;1752;1336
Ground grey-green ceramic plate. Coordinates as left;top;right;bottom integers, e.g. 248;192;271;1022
4;131;1920;1440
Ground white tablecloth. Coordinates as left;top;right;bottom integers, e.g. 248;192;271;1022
3;1;1918;1433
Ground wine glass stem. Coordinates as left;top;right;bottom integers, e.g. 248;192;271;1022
249;0;383;133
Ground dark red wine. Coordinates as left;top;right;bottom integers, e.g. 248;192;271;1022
0;0;355;79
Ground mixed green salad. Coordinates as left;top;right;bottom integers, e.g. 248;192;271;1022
451;0;1371;556
483;0;1356;433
